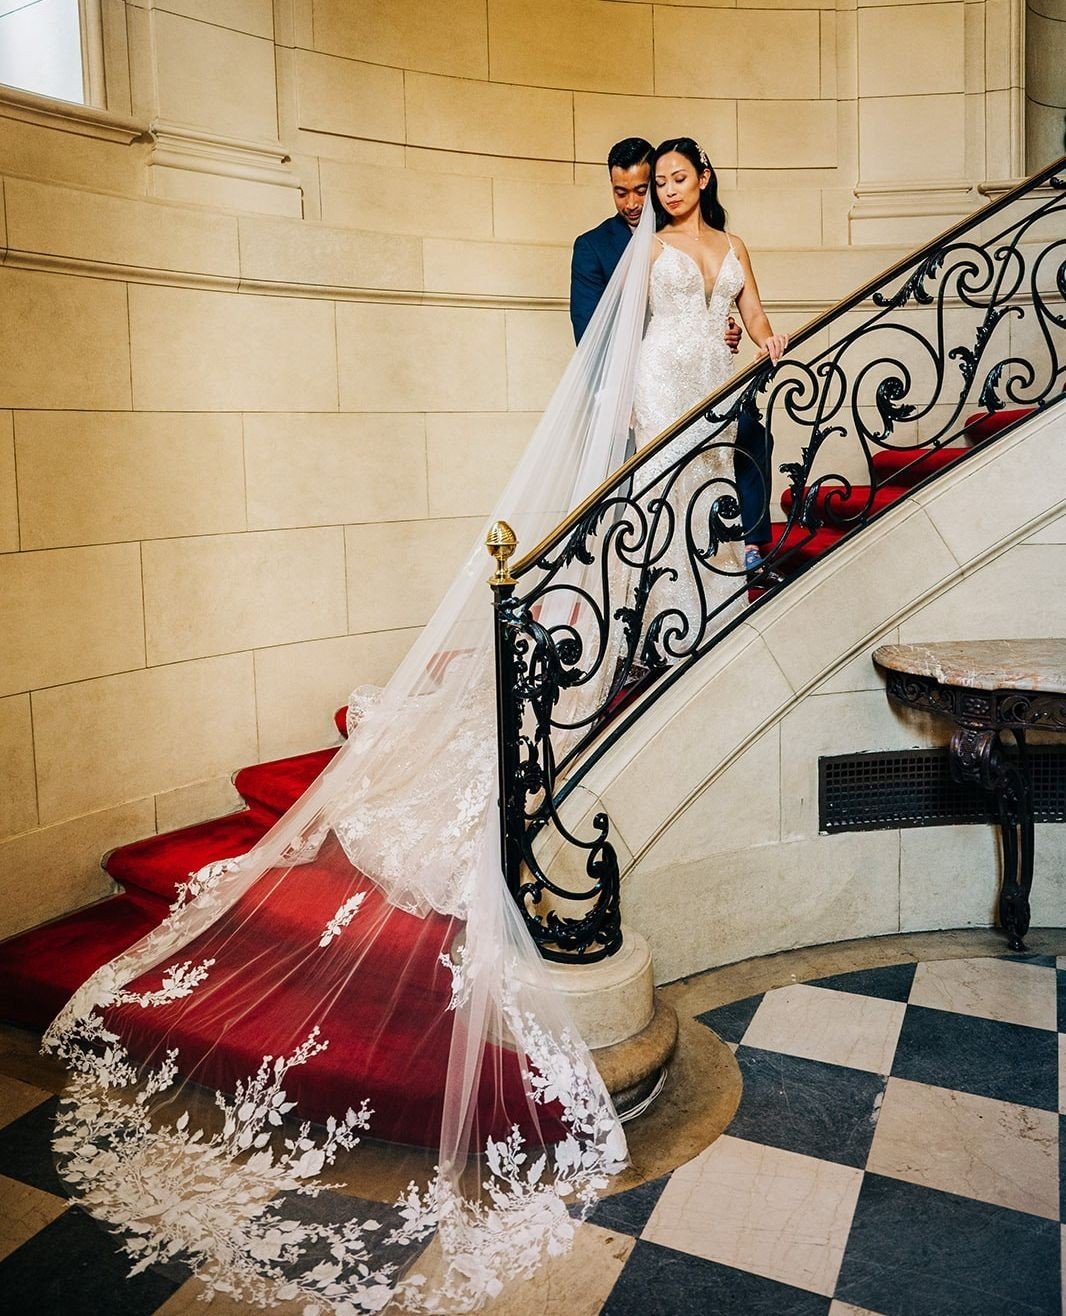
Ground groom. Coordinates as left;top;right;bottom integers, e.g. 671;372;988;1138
569;137;776;570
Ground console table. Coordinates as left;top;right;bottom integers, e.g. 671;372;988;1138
873;640;1066;952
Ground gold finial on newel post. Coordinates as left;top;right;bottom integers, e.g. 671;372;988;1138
485;520;518;587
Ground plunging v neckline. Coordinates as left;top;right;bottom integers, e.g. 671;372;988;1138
659;240;736;303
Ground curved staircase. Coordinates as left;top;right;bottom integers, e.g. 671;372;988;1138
4;148;1061;1157
0;408;1032;1038
0;701;562;1143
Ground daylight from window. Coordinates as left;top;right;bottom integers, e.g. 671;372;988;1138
0;0;84;104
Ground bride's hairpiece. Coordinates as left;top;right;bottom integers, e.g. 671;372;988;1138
696;143;711;171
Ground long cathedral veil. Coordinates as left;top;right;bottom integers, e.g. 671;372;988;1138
42;201;657;1314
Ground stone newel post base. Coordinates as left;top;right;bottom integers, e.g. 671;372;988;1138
538;928;678;1119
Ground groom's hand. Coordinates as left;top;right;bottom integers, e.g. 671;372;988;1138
724;316;741;355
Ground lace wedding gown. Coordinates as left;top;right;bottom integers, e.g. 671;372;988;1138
40;204;663;1316
629;237;746;662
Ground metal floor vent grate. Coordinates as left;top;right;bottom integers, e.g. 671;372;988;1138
819;746;1066;833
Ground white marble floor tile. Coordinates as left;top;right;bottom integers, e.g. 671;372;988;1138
909;956;1057;1031
0;1172;68;1261
642;1133;864;1298
867;1076;1060;1221
0;1073;50;1131
478;1221;635;1315
740;984;906;1074
829;1303;886;1316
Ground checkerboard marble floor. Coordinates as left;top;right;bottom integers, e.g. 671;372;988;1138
595;952;1064;1316
1;948;1063;1315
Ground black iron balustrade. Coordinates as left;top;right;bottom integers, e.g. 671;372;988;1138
490;156;1066;963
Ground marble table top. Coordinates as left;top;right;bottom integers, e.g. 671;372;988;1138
873;640;1066;694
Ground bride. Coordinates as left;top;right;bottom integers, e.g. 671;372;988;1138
40;138;781;1315
631;137;787;668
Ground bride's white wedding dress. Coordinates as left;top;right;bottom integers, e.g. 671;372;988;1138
35;207;748;1316
635;237;743;443
40;204;663;1316
628;237;746;662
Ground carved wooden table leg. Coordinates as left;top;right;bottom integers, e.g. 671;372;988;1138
949;727;1034;952
875;643;1066;955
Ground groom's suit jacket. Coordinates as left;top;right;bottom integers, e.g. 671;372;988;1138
569;212;633;344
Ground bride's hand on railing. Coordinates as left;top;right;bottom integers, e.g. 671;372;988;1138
754;332;789;364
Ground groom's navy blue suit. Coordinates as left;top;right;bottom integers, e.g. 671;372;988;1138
570;213;774;546
569;214;632;345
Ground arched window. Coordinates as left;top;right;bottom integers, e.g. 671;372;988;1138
0;0;104;107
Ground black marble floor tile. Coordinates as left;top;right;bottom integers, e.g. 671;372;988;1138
729;1046;886;1169
835;1173;1061;1316
0;1095;65;1198
278;1188;426;1273
806;961;917;1003
694;992;764;1044
999;953;1058;968
1057;967;1066;1033
586;1174;669;1237
602;1239;831;1316
0;1206;185;1316
891;1004;1059;1111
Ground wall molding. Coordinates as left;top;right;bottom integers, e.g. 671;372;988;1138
0;84;148;144
850;179;982;223
979;176;1036;203
0;242;861;317
145;119;304;216
149;120;297;189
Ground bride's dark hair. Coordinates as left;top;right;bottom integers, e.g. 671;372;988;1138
651;137;727;232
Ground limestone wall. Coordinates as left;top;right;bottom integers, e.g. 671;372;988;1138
0;0;1039;938
1026;0;1066;170
851;0;1027;242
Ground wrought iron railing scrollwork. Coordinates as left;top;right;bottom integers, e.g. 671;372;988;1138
489;156;1066;963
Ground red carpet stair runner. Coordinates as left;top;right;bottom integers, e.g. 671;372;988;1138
0;410;1030;1142
2;703;553;1143
759;410;1020;574
0;741;341;1029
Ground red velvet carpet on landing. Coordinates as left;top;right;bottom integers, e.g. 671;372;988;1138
0;413;1030;1145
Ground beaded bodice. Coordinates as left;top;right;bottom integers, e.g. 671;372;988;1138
633;238;744;447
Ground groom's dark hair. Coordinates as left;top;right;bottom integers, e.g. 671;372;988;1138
607;137;654;172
